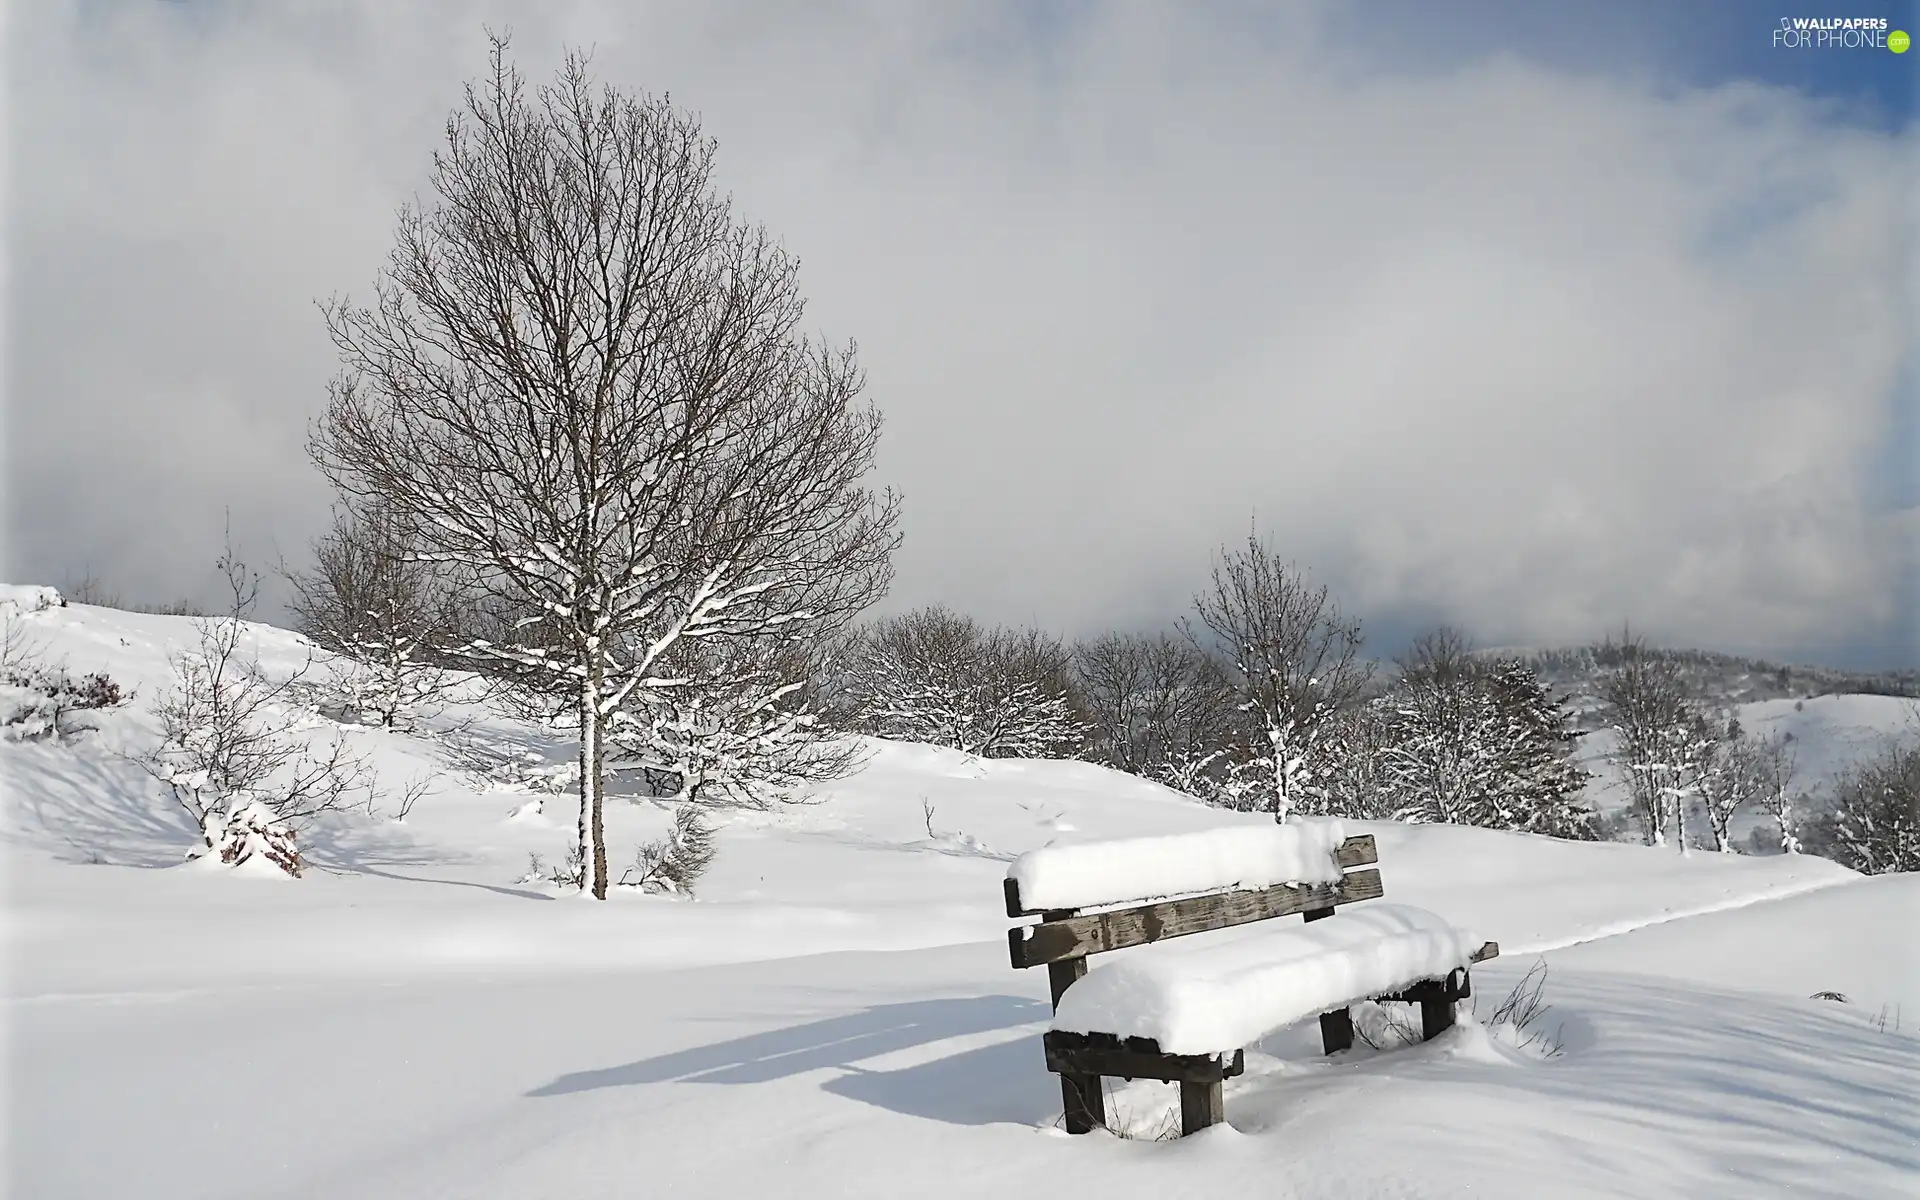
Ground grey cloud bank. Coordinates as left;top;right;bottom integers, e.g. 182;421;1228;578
5;1;1913;665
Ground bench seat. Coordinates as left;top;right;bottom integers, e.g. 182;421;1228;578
1051;903;1481;1055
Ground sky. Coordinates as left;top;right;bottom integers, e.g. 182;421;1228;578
4;0;1916;668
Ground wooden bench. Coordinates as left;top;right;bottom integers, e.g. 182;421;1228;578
1005;825;1498;1137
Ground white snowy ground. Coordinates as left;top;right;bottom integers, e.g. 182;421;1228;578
4;594;1916;1198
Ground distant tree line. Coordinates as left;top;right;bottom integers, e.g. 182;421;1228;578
820;533;1599;841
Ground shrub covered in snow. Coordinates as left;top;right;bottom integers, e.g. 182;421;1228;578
618;805;718;895
1;602;131;742
835;606;1083;759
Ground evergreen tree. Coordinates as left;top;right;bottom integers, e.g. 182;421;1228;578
1485;659;1595;839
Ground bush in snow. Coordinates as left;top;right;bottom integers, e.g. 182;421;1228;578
836;606;1083;759
1477;959;1565;1058
618;805;718;895
138;548;371;877
1803;730;1920;875
1689;714;1788;854
4;666;131;743
1;606;132;742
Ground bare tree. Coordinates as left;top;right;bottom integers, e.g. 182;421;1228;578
1186;532;1372;821
1755;730;1802;854
1073;631;1236;781
1393;625;1477;687
284;504;467;729
139;547;371;876
1382;665;1512;826
838;606;1082;759
1312;698;1397;819
1599;627;1699;847
1696;715;1769;854
311;41;898;898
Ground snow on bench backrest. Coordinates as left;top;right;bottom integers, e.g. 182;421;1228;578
1007;818;1350;914
1050;902;1479;1055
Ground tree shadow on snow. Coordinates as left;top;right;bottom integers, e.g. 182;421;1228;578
527;994;1060;1125
4;747;200;867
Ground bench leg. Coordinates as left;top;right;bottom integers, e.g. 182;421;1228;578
1180;1080;1224;1136
1319;1006;1354;1054
1061;1072;1106;1134
1420;968;1468;1041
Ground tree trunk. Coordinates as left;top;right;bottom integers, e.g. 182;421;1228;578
1269;720;1289;824
579;660;609;900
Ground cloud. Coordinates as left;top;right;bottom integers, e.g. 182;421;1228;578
5;1;1912;662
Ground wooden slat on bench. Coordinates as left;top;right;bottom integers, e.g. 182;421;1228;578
1009;868;1386;968
1043;1031;1245;1085
1335;834;1379;869
1004;833;1378;918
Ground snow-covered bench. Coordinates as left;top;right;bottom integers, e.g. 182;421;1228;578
1004;820;1498;1136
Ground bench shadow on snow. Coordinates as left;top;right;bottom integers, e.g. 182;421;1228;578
521;959;1918;1177
528;994;1063;1125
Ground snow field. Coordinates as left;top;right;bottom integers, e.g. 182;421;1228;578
2;594;1915;1198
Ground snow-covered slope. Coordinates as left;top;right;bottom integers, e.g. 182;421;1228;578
5;593;1914;1199
1577;691;1916;845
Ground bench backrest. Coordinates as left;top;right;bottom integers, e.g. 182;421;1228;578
1006;829;1383;977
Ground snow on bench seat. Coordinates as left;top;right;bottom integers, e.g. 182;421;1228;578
1050;903;1479;1055
1008;818;1349;912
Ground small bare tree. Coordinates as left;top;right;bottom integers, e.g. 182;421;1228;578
1186;531;1372;822
1073;631;1236;781
139;548;371;876
1696;715;1769;854
1755;730;1802;854
1310;698;1397;819
1599;627;1699;847
1394;626;1477;687
285;504;465;729
312;40;898;898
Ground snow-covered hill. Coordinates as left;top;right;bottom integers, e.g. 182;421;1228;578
5;592;1915;1199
